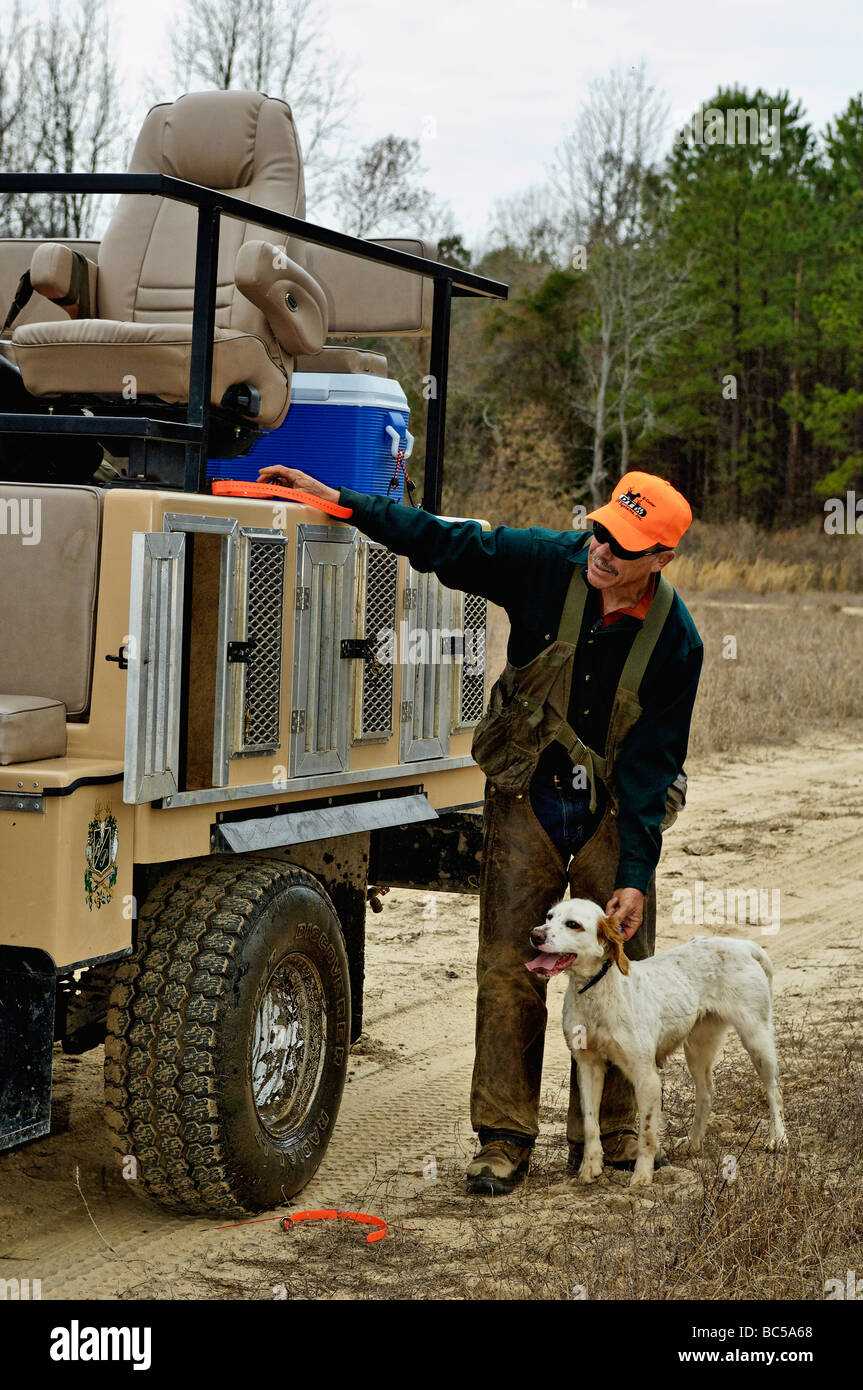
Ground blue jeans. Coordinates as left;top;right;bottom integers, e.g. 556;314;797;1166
528;774;599;865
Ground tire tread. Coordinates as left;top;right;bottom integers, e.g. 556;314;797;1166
104;858;339;1217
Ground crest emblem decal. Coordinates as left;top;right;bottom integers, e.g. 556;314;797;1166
85;804;119;911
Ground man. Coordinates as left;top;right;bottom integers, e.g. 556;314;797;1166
258;463;703;1194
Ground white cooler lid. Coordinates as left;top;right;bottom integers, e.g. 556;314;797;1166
290;372;409;411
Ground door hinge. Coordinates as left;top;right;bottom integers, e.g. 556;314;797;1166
295;586;310;611
403;587;417;612
291;709;306;733
400;700;413;722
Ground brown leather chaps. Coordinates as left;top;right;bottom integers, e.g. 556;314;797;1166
469;783;656;1142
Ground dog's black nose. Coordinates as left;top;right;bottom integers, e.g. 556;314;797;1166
530;928;546;946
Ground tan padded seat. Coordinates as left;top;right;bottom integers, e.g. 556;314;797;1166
0;694;67;764
0;483;102;717
13;319;289;429
294;346;388;376
9;92;327;431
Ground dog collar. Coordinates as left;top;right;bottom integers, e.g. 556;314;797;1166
578;959;612;994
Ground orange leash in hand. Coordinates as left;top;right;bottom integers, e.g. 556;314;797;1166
211;478;353;519
280;1208;388;1244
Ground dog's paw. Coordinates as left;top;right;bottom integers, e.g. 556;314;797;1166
629;1167;654;1189
766;1130;788;1152
682;1133;704;1156
577;1155;603;1184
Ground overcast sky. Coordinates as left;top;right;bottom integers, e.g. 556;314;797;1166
85;0;863;243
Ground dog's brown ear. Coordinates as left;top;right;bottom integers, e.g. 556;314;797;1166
597;915;630;974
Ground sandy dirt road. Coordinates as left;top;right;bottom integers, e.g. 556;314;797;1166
1;723;861;1300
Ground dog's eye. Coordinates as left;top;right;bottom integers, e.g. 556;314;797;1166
566;921;585;931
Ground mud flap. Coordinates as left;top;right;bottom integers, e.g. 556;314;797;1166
369;810;484;893
0;946;55;1151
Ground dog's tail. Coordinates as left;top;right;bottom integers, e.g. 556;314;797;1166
748;941;773;991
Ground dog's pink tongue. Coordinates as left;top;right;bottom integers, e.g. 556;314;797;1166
525;952;575;976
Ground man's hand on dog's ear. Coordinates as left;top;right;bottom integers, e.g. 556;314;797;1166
605;887;644;940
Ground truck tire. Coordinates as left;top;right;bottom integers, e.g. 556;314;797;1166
104;858;351;1216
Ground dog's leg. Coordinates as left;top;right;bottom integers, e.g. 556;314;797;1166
734;1016;788;1151
575;1056;605;1183
682;1016;728;1152
630;1066;663;1187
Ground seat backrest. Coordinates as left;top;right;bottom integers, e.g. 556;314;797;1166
306;237;436;337
97;91;306;358
0;484;102;718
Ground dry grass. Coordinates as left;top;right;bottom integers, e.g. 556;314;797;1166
187;1001;863;1301
682;601;863;757
674;519;863;595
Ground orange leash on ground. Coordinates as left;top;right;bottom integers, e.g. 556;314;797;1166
211;478;353;519
280;1208;388;1244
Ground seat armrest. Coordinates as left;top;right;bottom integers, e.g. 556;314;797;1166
234;241;328;357
30;243;98;319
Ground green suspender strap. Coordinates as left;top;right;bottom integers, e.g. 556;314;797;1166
553;569;675;812
556;564;590;644
618;574;675;693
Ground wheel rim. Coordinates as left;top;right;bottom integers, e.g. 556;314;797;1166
251;953;328;1138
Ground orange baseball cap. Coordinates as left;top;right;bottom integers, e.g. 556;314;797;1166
585;471;692;551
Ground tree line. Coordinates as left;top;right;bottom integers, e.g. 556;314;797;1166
443;69;863;527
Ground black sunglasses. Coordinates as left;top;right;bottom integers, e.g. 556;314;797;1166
591;521;668;561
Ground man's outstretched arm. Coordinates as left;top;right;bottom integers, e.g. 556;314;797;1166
258;465;533;611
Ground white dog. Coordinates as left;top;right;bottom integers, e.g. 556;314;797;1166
527;898;788;1187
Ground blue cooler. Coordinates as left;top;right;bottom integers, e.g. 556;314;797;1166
207;373;414;498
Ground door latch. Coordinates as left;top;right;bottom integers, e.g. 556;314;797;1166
227;639;258;664
105;644;129;671
340;638;384;674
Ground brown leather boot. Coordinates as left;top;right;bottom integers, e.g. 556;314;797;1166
466;1137;533;1194
567;1129;670;1173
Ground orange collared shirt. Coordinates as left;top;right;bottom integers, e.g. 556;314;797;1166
600;572;658;628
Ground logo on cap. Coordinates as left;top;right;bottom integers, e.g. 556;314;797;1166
616;490;647;518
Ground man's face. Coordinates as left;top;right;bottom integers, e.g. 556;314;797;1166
586;533;673;592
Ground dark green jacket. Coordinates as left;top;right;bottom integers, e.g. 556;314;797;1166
339;488;704;894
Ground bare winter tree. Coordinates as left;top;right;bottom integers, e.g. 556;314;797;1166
485;183;569;269
328;135;439;239
32;0;124;237
550;63;694;503
0;0;124;239
0;3;36;237
171;0;351;199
